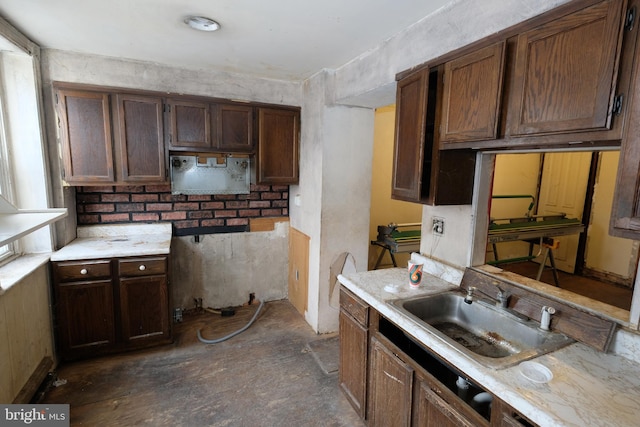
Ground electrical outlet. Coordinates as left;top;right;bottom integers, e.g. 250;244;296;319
432;217;445;236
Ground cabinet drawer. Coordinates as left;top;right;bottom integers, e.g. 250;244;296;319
54;260;112;281
340;287;369;327
118;257;167;277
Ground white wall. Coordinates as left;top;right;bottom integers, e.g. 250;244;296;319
317;105;374;332
291;70;374;333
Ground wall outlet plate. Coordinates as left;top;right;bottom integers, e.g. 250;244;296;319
433;217;445;236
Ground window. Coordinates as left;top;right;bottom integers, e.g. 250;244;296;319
0;86;18;264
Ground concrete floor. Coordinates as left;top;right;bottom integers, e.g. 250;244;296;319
42;300;364;427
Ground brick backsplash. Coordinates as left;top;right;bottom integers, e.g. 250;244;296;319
76;184;289;234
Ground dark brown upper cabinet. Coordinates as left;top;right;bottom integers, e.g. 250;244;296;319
392;68;430;202
507;0;626;137
55;84;166;186
611;0;640;240
167;98;211;150
113;94;165;183
56;88;115;184
167;100;255;153
257;107;300;185
391;67;476;205
440;42;506;144
215;103;255;152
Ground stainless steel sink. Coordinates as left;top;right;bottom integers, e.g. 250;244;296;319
390;291;574;369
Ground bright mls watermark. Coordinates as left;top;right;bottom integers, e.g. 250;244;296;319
1;405;69;426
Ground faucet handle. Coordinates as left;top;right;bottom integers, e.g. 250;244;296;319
540;306;556;331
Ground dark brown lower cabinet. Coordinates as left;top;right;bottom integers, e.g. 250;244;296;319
338;297;540;427
120;275;168;342
338;310;368;418
52;255;171;361
56;279;116;354
415;380;476;427
492;399;538;427
369;336;413;427
338;287;369;418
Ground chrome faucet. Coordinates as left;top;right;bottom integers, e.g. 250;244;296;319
495;286;509;309
463;287;475;304
464;284;510;309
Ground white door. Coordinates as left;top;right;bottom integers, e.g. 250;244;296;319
536;152;591;273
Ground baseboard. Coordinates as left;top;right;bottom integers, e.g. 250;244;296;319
582;267;633;288
12;356;53;404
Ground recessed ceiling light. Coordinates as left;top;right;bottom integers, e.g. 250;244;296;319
184;16;221;32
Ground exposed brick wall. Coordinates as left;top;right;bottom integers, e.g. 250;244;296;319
76;184;289;234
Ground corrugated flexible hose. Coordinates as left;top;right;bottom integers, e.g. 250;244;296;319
197;300;265;344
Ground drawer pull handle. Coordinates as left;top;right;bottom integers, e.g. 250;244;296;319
139;265;146;271
80;268;88;275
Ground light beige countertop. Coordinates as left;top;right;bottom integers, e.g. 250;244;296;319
338;267;640;427
50;223;172;261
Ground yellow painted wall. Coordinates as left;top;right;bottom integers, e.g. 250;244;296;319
490;153;542;262
368;105;422;269
586;151;639;282
0;265;54;403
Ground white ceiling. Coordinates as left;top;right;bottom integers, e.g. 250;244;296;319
0;0;452;81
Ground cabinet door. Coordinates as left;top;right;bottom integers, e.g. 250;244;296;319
119;275;169;342
612;143;640;238
415;380;477;427
114;94;166;183
339;310;368;419
56;280;116;355
440;42;506;143
610;42;640;240
168;99;211;149
369;336;413;427
56;88;114;184
215;103;255;152
507;0;626;136
257;107;300;184
392;68;430;202
492;398;539;427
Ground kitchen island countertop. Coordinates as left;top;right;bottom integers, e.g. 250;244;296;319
338;267;640;427
50;223;172;261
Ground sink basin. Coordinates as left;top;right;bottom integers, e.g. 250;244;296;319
390;291;574;369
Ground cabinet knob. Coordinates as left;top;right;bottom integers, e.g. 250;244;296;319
80;268;88;275
139;265;146;271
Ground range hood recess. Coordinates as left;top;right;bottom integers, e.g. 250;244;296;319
170;154;251;195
